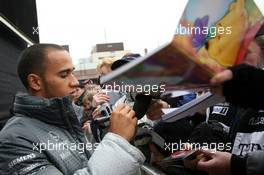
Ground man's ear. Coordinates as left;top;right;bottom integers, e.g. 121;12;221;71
27;73;42;91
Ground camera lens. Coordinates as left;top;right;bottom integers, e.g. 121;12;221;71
101;110;107;117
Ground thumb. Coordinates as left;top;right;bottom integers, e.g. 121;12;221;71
196;150;215;171
210;69;233;85
114;103;125;111
196;156;212;170
199;149;216;157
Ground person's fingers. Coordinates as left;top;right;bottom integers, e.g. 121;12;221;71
92;110;100;118
147;114;162;120
210;69;233;85
114;103;125;111
92;94;109;107
195;151;216;172
152;100;163;108
97;94;109;99
199;156;209;162
128;110;136;119
198;149;215;158
96;94;110;99
121;105;132;114
147;109;164;120
146;100;168;120
149;143;164;162
196;157;214;171
98;93;110;97
184;156;202;170
94;94;110;102
82;122;90;130
159;100;170;108
94;105;101;111
131;116;137;126
92;109;97;115
97;97;110;103
98;94;110;99
196;153;205;160
96;92;107;96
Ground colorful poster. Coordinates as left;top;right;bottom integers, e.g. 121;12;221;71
174;0;263;69
101;0;264;91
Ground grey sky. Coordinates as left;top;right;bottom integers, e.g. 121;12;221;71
36;0;264;64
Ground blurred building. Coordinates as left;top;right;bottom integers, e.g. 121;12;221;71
74;42;130;81
91;42;130;64
74;58;98;81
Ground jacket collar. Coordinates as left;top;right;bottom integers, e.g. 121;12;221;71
13;93;82;130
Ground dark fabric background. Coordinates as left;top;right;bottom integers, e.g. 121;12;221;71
0;24;27;129
0;0;39;43
0;0;39;129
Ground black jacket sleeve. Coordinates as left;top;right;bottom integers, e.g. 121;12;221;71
222;64;264;109
231;154;247;175
231;151;264;175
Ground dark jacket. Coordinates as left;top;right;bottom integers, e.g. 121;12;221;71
223;64;264;175
223;64;264;109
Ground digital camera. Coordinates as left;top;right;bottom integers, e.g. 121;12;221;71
99;102;113;117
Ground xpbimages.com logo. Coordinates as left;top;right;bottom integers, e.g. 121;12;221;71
175;23;232;38
102;82;166;95
164;140;232;153
32;140;99;154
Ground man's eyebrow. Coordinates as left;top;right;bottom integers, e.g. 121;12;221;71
58;67;75;74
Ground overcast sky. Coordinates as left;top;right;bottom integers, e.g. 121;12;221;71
36;0;264;64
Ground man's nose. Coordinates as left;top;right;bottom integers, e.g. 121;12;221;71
70;73;79;87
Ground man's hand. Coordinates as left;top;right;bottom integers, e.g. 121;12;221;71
109;103;137;141
195;150;231;175
82;121;91;133
210;69;233;85
92;106;101;119
146;100;170;120
184;151;205;170
92;93;110;107
210;69;233;96
149;143;164;163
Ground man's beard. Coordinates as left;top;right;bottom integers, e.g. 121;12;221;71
42;77;54;98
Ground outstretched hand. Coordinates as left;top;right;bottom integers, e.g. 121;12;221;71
210;69;233;85
146;100;170;120
184;150;232;175
92;93;110;107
